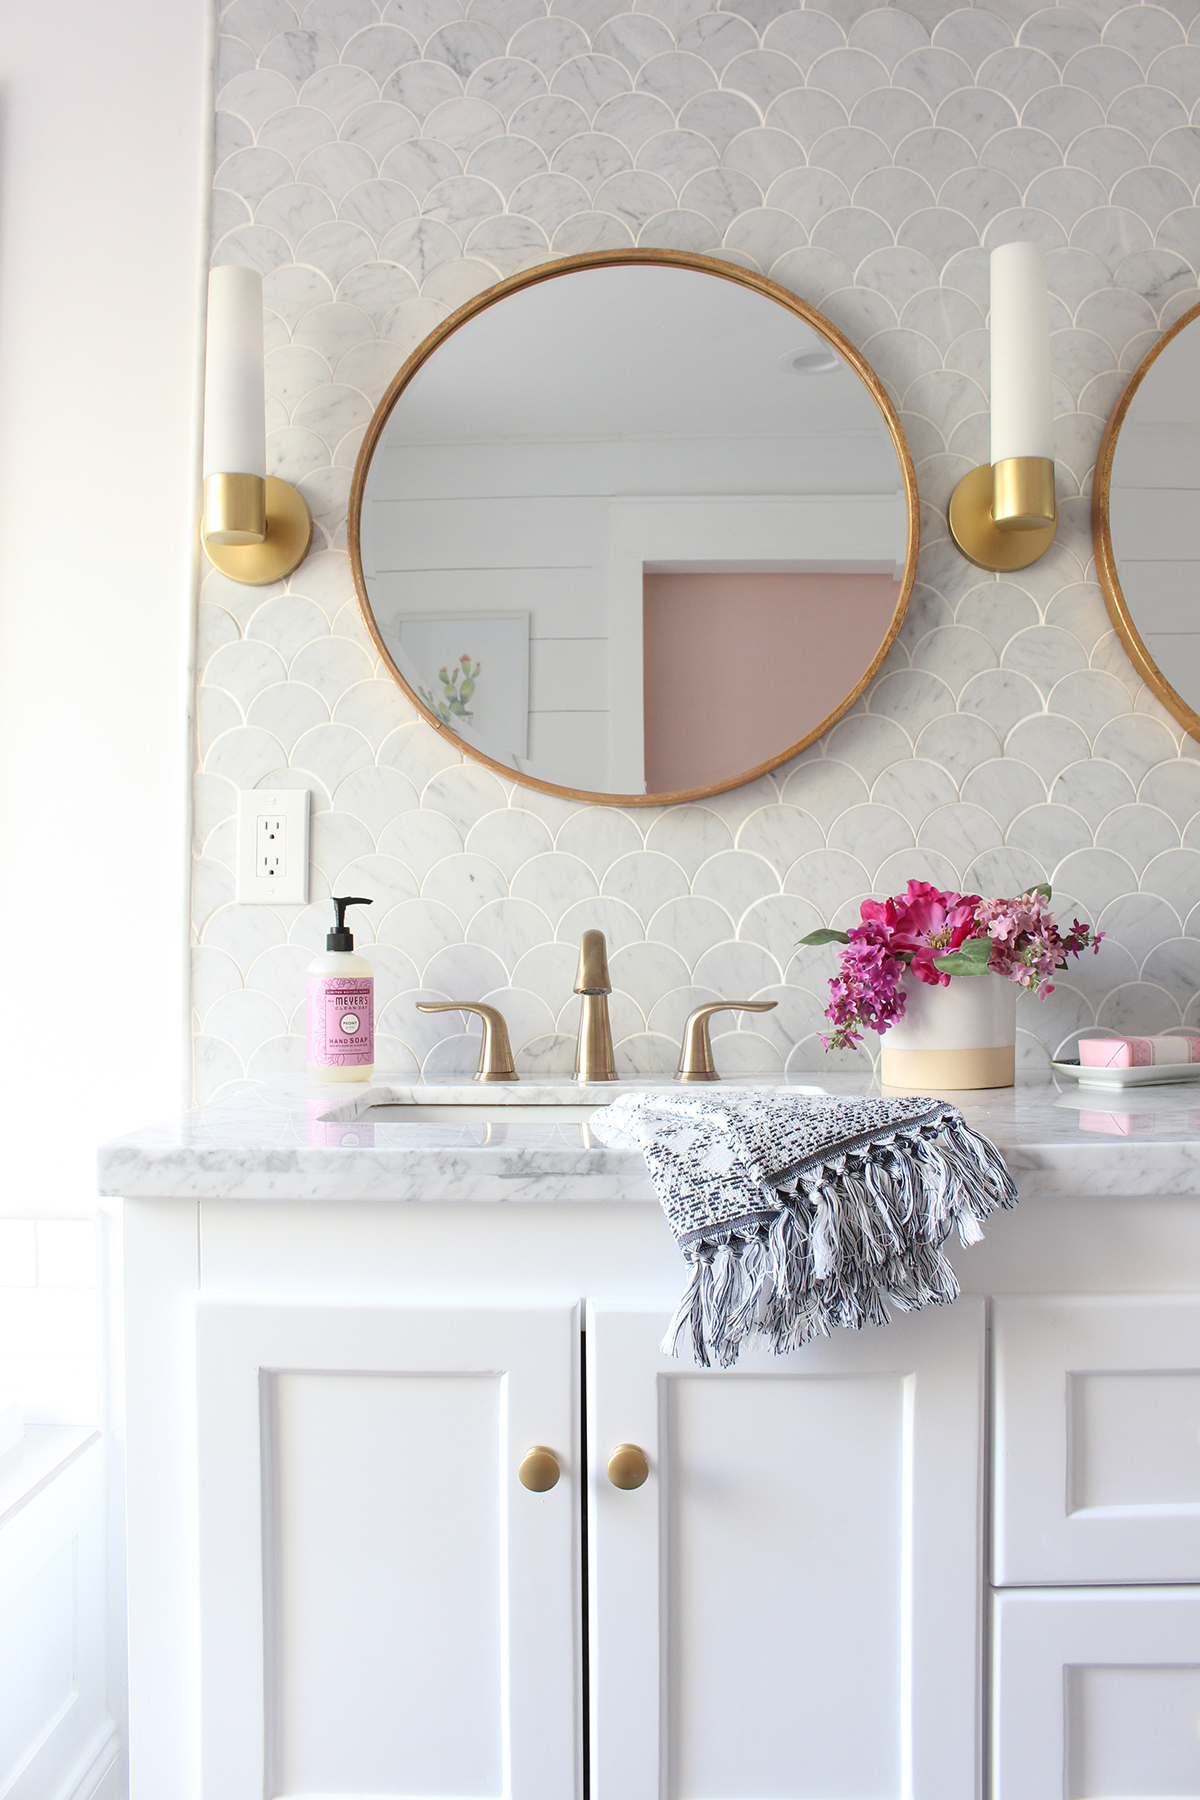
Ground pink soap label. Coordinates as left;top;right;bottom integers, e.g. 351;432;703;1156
307;976;373;1067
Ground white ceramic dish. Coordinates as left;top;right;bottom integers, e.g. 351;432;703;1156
1052;1058;1200;1089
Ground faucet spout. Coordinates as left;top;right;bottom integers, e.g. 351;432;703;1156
574;929;617;1081
574;927;612;996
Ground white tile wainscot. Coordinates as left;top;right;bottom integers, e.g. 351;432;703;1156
0;1429;119;1800
101;1073;1200;1800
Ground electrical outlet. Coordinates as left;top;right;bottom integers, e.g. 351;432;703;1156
236;789;309;904
258;813;286;879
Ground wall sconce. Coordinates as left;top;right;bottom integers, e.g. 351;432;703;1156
201;266;311;586
948;241;1057;573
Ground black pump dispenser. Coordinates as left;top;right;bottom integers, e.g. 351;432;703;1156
327;895;372;952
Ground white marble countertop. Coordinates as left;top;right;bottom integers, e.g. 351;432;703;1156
96;1073;1200;1203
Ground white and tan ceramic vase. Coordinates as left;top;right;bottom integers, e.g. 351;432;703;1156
880;973;1016;1090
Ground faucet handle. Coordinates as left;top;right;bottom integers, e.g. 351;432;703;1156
676;1001;777;1082
416;1001;518;1082
574;928;612;994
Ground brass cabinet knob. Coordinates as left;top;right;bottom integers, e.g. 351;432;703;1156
518;1446;560;1492
607;1443;649;1490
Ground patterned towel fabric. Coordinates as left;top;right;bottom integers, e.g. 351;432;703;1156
588;1090;1018;1369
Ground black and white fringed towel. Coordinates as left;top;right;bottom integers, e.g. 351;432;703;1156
589;1090;1017;1368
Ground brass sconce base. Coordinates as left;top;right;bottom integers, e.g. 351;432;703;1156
948;460;1057;573
201;476;312;586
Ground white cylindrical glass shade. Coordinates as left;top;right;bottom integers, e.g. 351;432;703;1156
202;265;266;480
989;240;1055;465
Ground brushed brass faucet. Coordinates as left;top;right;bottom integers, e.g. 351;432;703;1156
574;929;617;1082
676;1000;777;1081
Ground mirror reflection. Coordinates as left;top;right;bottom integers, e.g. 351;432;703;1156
353;256;915;802
1103;303;1200;733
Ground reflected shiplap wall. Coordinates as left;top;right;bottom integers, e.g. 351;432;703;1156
196;0;1200;1094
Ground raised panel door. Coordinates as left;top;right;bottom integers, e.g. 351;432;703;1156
195;1303;580;1800
587;1300;985;1800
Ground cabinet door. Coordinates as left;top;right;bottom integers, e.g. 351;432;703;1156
195;1303;579;1800
587;1300;985;1800
993;1294;1200;1585
993;1587;1200;1800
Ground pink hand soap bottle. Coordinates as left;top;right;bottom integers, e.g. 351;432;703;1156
306;895;374;1082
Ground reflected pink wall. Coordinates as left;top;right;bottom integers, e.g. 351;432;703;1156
642;571;900;793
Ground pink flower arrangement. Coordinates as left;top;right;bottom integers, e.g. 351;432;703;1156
800;880;1103;1052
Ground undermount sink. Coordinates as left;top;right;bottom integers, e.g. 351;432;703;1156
366;1102;604;1124
312;1080;826;1138
314;1081;686;1131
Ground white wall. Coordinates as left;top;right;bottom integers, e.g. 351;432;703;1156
0;1;209;1419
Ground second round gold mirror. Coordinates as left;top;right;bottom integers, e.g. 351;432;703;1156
1095;299;1200;742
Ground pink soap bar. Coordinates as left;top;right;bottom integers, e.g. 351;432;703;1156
1079;1034;1200;1068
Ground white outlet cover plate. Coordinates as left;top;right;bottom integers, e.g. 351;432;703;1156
235;788;309;905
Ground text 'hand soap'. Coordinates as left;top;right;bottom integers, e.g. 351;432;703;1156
307;895;374;1081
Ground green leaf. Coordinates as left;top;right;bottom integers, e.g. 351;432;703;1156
934;938;993;976
1026;882;1053;901
797;928;850;947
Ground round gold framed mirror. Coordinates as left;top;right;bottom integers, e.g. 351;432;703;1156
350;249;919;806
1094;298;1200;742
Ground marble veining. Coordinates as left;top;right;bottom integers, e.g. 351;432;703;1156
100;1072;1200;1201
197;0;1200;1103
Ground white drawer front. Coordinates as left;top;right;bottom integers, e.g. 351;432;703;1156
993;1294;1200;1585
993;1587;1200;1800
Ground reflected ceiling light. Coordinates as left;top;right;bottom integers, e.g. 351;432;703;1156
201;265;312;586
781;348;840;374
949;240;1057;572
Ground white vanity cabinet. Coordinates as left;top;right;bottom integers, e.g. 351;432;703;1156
107;1085;1200;1800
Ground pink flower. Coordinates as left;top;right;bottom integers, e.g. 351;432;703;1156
801;880;1103;1050
821;935;908;1051
976;893;1103;994
861;879;981;987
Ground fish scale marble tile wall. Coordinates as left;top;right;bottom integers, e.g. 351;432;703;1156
194;0;1200;1099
